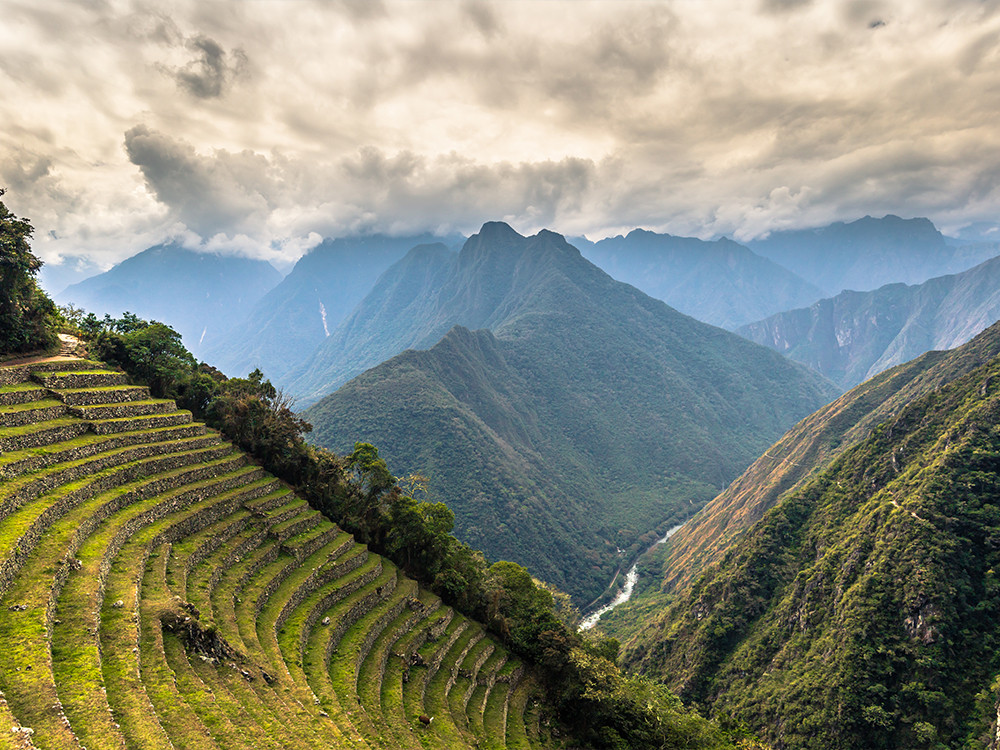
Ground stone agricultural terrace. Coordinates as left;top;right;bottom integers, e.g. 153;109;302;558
0;358;552;750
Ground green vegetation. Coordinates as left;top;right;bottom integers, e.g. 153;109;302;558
0;190;60;356
603;321;1000;650
0;309;750;749
622;335;1000;749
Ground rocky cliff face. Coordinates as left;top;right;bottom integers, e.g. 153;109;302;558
738;253;1000;390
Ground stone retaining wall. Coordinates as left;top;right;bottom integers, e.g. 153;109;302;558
355;591;413;681
0;387;46;406
0;360;101;387
272;513;318;543
0;429;215;483
419;621;468;705
44;459;260;634
292;557;382;656
69;401;175;421
1;438;228;524
55;386;149;406
446;631;485;694
0;422;90;453
91;412;192;435
283;525;342;564
0;404;67;428
35;371;128;389
323;569;398;666
0;450;244;596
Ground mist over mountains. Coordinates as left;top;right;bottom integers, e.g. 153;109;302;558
748;215;997;295
204;233;463;382
56;243;281;359
573;230;823;329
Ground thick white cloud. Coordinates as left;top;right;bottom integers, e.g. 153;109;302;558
3;0;1000;268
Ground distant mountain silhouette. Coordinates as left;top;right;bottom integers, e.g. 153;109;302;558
573;230;823;329
749;215;996;294
203;233;462;381
738;253;1000;389
57;243;281;359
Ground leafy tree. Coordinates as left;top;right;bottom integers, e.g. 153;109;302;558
0;190;59;355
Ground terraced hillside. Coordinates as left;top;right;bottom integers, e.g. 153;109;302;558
0;357;551;750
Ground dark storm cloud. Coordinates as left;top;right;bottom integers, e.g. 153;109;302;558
172;35;247;99
124;125;268;236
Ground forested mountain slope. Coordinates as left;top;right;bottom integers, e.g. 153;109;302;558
205;233;459;382
301;224;838;603
620;323;1000;750
57;244;281;359
748;215;996;295
575;230;822;329
738;253;1000;390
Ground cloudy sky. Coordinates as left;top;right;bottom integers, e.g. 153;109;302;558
4;0;1000;272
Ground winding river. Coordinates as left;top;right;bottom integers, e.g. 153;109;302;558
579;523;685;630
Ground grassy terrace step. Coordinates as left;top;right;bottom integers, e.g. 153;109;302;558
304;563;399;740
102;497;257;750
0;443;242;597
0;452;246;748
49;466;274;750
33;370;128;389
0;382;47;406
0;421;211;481
422;620;485;748
381;605;453;744
53;384;150;406
504;674;539;750
0;399;66;428
138;543;229;749
401;616;467;740
355;588;438;744
466;647;507;738
0;359;104;387
249;542;370;748
89;409;193;435
165;483;286;597
67;399;177;420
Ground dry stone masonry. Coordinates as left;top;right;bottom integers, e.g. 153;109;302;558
0;357;550;749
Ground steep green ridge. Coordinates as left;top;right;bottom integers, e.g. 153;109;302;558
300;229;838;602
574;230;822;329
205;233;460;382
748;215;996;295
619;325;1000;749
737;253;1000;390
57;243;282;360
0;358;553;750
612;321;1000;611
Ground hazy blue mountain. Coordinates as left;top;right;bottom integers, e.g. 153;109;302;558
56;243;281;359
738;253;1000;390
301;222;838;602
573;230;823;329
37;254;103;296
748;215;997;295
203;233;461;382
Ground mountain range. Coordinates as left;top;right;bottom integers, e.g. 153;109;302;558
204;233;461;382
738;253;1000;390
614;321;1000;749
574;230;823;329
748;215;997;295
56;243;281;359
300;222;838;603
